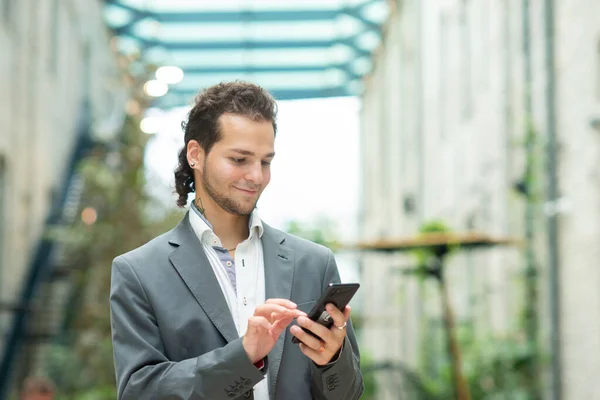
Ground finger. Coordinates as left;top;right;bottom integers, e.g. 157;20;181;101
275;310;305;320
255;304;289;317
296;316;334;344
270;310;306;325
271;315;294;337
265;298;298;309
326;304;346;328
290;325;325;351
255;304;297;321
343;305;352;321
299;343;331;366
271;311;288;320
328;305;352;339
256;304;306;320
248;316;271;332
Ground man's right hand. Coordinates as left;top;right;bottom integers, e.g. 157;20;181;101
243;299;306;364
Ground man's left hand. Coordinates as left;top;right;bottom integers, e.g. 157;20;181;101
290;304;351;366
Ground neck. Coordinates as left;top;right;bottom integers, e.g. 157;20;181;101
195;195;250;247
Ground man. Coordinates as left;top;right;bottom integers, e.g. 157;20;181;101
20;377;55;400
110;81;363;399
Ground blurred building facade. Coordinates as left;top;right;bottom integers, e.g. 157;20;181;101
359;0;600;398
0;0;121;373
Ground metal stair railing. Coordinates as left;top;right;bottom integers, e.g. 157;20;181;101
0;101;94;399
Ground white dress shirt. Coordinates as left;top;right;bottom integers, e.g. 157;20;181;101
188;208;269;400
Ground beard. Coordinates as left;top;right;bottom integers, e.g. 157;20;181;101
201;161;258;216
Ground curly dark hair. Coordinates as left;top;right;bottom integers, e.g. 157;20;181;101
174;81;278;208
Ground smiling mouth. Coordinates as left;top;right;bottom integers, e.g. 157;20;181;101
235;187;259;195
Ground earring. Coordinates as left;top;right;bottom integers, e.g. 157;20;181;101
190;162;195;167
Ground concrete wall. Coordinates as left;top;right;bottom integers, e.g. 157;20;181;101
0;0;120;331
359;0;600;398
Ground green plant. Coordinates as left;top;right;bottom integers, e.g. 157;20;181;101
284;217;340;251
419;321;540;399
409;219;544;399
359;352;378;400
404;220;458;280
45;114;183;398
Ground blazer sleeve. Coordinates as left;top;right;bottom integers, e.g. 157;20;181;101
110;256;265;400
309;250;364;400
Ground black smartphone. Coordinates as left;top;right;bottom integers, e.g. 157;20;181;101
291;282;360;344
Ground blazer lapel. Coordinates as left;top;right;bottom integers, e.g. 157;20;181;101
167;213;239;343
262;224;296;397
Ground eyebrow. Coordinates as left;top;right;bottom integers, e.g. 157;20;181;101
230;148;275;158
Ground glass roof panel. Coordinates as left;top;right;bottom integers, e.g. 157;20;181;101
171;70;347;91
117;0;350;12
144;21;341;43
165;47;353;69
104;0;388;107
104;3;134;27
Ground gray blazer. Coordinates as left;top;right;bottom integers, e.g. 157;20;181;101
110;213;363;400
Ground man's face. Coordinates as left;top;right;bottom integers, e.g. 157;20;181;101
201;113;275;216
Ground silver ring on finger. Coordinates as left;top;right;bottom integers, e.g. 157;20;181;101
335;322;347;331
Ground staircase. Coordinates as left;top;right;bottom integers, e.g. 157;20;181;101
0;102;95;398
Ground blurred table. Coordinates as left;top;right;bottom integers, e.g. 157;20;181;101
348;232;520;400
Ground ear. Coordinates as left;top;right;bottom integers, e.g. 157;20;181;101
187;140;205;172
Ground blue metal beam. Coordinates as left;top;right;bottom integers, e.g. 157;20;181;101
104;0;142;14
105;0;153;36
106;0;339;23
106;0;386;26
144;38;339;51
182;64;341;74
180;64;361;80
153;10;339;24
155;86;355;108
122;34;372;58
345;8;381;32
174;87;353;100
106;0;385;38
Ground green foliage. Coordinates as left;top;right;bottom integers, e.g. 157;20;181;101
359;352;378;400
45;114;183;398
412;220;455;270
284;217;340;251
418;220;452;235
418;319;541;399
42;340;117;400
408;219;542;399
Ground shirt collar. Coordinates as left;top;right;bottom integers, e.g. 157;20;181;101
190;201;264;240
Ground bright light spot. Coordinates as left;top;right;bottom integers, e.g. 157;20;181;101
140;117;161;134
125;99;141;115
156;66;184;84
81;207;97;225
143;80;168;97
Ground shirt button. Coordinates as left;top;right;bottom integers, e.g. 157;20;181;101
226;261;232;267
243;297;247;306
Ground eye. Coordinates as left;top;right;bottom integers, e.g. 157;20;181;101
261;161;271;167
230;158;245;164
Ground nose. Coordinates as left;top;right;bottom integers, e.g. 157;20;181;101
244;162;264;186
